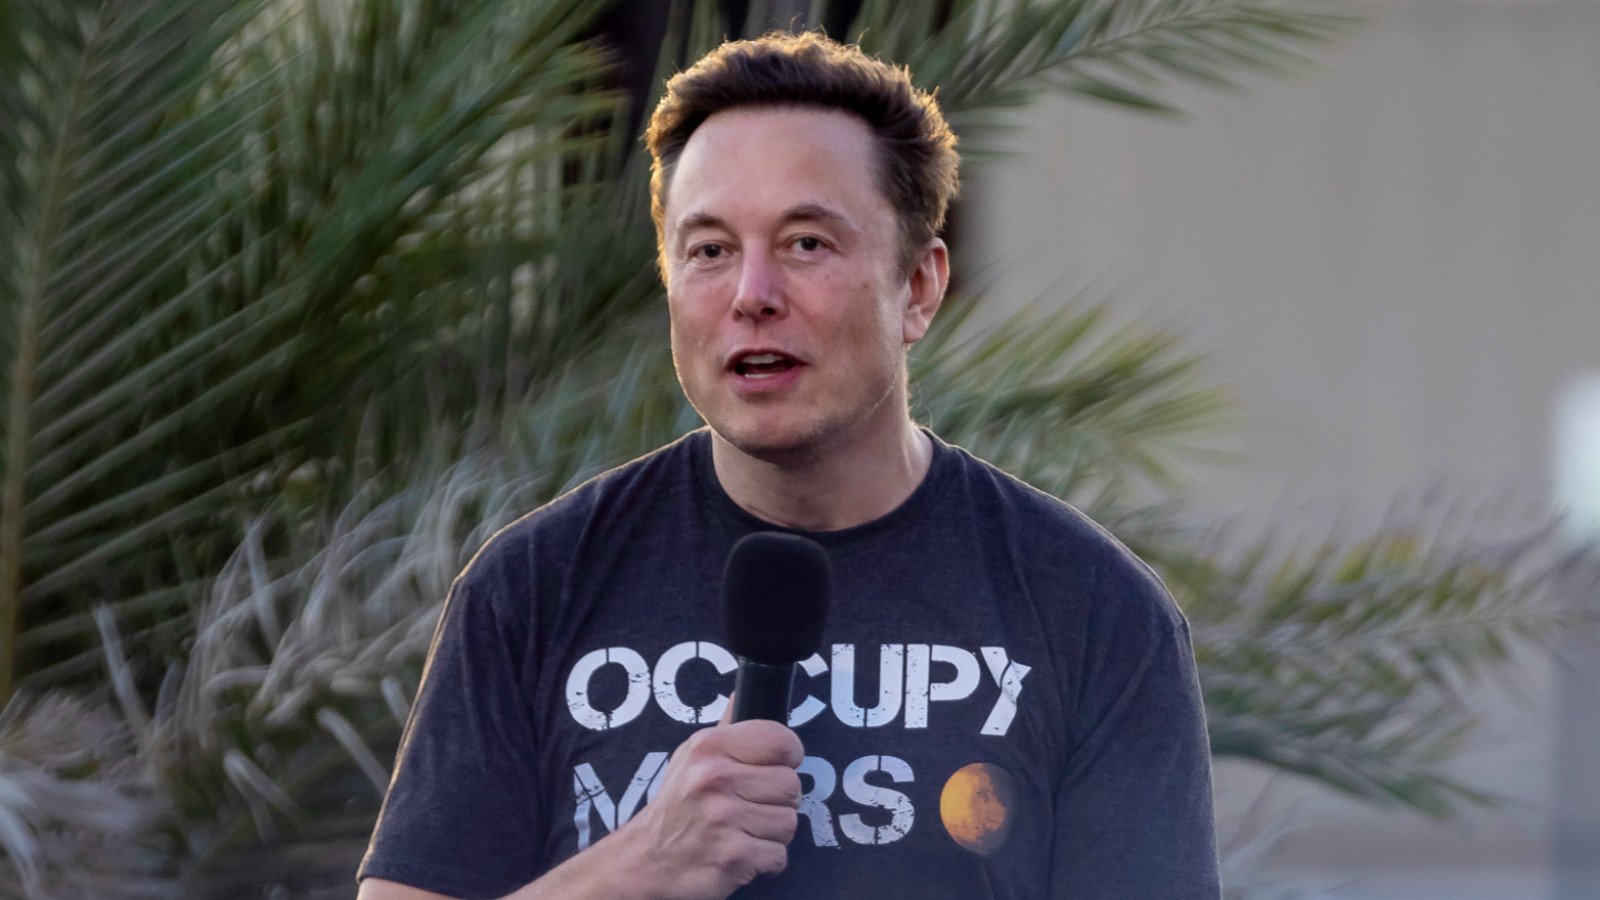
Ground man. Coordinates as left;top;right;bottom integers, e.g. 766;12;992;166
359;32;1218;899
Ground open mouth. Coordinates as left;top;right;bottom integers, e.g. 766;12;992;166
732;352;801;379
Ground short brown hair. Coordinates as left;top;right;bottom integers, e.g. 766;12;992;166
646;32;960;270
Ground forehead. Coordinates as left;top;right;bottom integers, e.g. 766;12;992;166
664;106;892;232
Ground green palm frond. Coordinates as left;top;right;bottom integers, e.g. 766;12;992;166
912;292;1231;512
849;0;1356;123
1166;507;1600;817
0;0;619;699
1;0;277;702
200;0;626;461
87;336;692;886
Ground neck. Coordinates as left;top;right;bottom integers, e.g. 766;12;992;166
710;419;933;532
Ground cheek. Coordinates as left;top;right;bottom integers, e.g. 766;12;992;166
667;288;716;347
827;278;891;349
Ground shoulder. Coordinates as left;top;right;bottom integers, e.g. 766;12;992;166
447;431;704;613
937;437;1186;640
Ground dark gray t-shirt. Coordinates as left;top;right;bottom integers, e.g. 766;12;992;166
359;429;1219;898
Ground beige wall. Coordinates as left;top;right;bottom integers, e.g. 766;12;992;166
967;1;1600;895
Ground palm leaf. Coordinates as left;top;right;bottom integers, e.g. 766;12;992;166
846;0;1356;126
2;0;275;704
913;291;1232;514
0;0;619;700
91;336;692;887
1163;505;1600;817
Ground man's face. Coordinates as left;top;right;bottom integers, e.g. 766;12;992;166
660;106;945;462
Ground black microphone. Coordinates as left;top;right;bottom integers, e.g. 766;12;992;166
723;532;832;723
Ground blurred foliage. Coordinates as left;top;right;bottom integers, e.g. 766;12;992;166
1176;513;1594;817
4;0;1594;896
0;0;625;695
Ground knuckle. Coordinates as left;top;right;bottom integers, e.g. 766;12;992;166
772;728;805;765
686;759;730;796
682;726;719;756
766;845;790;875
698;761;733;794
709;841;746;875
681;765;711;798
704;795;740;828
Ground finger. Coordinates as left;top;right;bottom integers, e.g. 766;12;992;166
751;839;789;878
719;691;736;726
739;801;800;844
722;720;804;767
730;764;803;808
722;837;790;884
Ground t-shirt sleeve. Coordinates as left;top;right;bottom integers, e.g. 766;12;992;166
358;534;547;899
1050;565;1220;898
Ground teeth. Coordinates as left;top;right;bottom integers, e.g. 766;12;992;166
742;353;784;365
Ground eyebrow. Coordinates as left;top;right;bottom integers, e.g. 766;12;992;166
673;202;858;242
776;202;854;231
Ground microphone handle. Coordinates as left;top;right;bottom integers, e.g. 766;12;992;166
731;658;796;723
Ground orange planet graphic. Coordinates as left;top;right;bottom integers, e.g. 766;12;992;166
939;762;1018;856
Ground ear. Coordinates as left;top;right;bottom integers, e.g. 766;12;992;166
902;238;949;346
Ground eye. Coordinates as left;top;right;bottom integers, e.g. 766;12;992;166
793;235;823;253
690;243;726;261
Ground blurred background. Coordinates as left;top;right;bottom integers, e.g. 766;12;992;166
972;2;1600;894
1;0;1596;896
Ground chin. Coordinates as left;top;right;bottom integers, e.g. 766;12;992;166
711;414;837;465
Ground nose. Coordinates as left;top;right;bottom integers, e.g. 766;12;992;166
731;252;785;321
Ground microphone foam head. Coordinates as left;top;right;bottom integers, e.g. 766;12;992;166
723;531;832;665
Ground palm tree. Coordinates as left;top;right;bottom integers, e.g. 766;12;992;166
4;0;1591;895
0;0;623;699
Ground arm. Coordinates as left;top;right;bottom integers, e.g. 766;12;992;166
358;831;642;899
362;709;803;900
358;835;636;900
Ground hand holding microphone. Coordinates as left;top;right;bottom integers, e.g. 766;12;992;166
604;533;831;899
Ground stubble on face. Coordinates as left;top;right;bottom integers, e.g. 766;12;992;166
660;107;915;469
